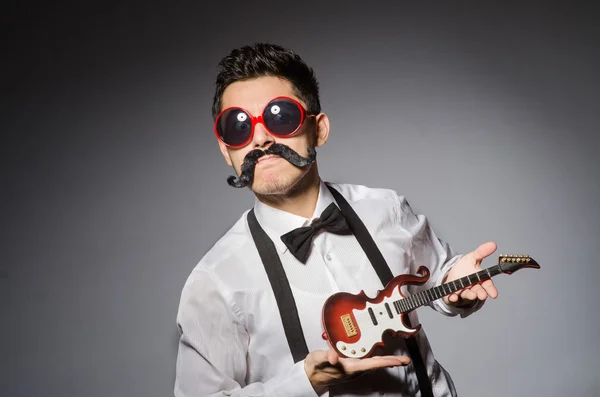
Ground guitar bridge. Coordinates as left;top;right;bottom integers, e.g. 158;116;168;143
341;314;358;337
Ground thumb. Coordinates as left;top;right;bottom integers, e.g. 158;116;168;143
472;241;497;263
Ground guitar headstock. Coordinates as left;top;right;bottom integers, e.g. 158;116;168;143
498;254;541;274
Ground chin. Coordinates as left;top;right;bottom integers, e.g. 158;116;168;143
251;168;311;196
251;178;297;196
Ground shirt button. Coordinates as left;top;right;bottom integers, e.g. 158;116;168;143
325;254;332;261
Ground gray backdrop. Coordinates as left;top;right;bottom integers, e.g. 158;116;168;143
2;2;599;396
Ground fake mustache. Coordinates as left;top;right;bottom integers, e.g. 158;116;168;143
227;143;317;188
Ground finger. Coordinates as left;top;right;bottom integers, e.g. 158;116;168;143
458;288;478;301
341;355;410;373
327;349;339;366
448;292;461;302
318;366;345;376
472;241;497;263
481;279;498;299
469;284;488;300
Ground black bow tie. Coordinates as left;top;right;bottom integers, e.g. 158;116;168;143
280;203;352;263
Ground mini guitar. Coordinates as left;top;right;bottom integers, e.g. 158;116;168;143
321;254;540;359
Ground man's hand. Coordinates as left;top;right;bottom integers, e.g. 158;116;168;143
304;349;410;393
443;241;499;306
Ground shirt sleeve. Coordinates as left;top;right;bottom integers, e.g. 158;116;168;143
394;195;484;318
174;267;319;397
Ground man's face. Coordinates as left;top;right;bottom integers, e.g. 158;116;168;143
218;76;327;196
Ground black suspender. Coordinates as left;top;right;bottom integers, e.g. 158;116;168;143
246;184;434;396
247;209;309;363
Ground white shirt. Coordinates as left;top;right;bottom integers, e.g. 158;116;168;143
174;180;483;397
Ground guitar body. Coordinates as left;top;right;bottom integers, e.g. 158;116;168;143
322;266;430;359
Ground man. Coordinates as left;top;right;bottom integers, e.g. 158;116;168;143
174;43;498;397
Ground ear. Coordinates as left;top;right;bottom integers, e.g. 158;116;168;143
218;140;233;166
314;113;330;148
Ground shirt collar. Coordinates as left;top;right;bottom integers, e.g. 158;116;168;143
252;179;337;254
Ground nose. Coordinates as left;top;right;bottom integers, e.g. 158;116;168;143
251;121;275;149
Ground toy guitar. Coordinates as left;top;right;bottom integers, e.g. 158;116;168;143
321;254;540;359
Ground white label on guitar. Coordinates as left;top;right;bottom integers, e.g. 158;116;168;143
335;288;417;358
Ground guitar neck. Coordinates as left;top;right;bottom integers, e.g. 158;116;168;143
393;265;504;313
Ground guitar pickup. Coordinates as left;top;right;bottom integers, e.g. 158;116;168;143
341;314;358;337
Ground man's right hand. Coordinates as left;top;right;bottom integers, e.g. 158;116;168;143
304;349;411;393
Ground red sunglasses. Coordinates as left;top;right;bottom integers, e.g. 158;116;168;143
214;96;313;148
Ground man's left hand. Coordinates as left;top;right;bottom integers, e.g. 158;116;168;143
443;241;499;306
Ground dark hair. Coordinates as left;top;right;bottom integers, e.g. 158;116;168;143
211;43;321;120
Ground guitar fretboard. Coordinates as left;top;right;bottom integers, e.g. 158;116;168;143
392;264;504;313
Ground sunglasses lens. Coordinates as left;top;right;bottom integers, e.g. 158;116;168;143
216;109;252;147
263;99;303;136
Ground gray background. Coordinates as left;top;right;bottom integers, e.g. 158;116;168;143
2;1;599;396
